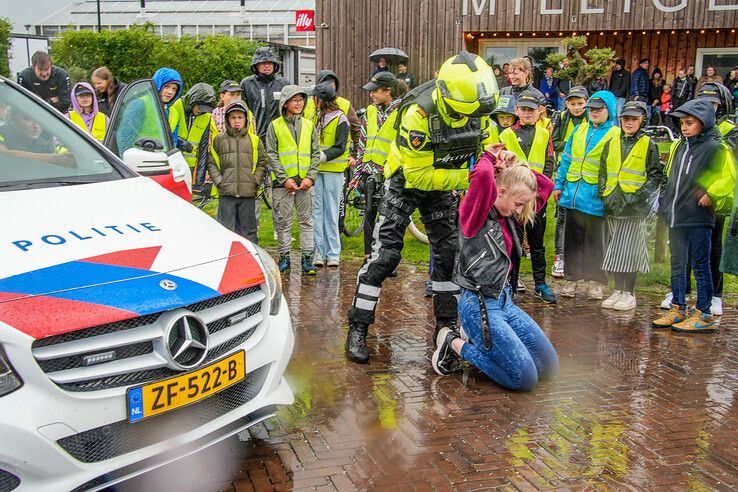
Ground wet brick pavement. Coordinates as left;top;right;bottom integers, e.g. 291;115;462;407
122;261;738;491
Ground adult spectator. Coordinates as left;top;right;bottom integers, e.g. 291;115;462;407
371;57;390;77
493;65;509;89
539;67;559;110
630;58;650;105
587;76;608;97
672;67;693;111
695;65;724;93
17;51;70;113
502;63;512;85
686;65;698;99
396;62;417;89
649;68;665;124
500;57;545;102
240;47;290;138
609;58;630;119
91;66;126;115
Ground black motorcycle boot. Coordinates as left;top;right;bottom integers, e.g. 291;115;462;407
345;322;370;363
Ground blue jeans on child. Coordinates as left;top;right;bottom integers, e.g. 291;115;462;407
669;226;713;313
313;171;344;261
458;287;559;391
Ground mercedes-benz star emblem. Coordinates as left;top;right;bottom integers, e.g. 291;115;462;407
159;279;178;291
166;315;209;370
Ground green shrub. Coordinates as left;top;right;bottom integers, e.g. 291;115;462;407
50;26;264;90
0;18;11;78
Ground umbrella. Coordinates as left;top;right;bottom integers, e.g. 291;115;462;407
369;47;410;65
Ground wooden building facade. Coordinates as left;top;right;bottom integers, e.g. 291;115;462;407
316;0;738;105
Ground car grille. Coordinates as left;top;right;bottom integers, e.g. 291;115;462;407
57;364;270;463
31;286;265;392
0;469;20;492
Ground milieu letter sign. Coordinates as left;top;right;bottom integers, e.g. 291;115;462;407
296;10;315;31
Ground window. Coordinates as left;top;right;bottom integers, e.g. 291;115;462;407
0;83;122;190
479;39;562;68
696;48;738;81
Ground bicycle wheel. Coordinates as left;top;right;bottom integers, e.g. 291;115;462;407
341;184;365;237
261;184;272;210
408;214;429;244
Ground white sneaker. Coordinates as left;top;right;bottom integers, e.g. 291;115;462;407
551;255;565;278
660;292;673;310
560;280;577;297
313;258;325;267
327;259;340;267
459;325;469;342
601;290;622;309
711;296;723;316
517;279;526;293
613;292;637;311
587;281;603;300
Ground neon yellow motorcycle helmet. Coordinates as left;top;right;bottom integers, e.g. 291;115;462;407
436;51;498;117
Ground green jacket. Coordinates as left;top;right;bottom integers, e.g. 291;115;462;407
208;127;268;198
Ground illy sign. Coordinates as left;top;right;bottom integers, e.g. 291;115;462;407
296;10;315;31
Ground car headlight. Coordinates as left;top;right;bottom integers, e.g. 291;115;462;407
0;346;22;397
253;244;283;315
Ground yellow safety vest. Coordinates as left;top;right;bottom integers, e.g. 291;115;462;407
566;123;620;185
603;135;650;196
272;117;314;179
68;111;107;141
499;125;549;173
537;117;551;131
183;112;217;170
363;104;398;167
719;120;736;137
556;115;578;164
304;96;351;122
168;98;188;142
318;112;350;172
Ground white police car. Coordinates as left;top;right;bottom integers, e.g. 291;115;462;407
0;76;294;491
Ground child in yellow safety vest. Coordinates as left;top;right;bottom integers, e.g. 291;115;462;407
65;82;108;141
311;82;350;267
498;89;556;303
598;101;663;312
265;85;321;274
207;100;269;244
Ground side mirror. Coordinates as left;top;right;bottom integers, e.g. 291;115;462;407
134;137;164;152
121;147;171;176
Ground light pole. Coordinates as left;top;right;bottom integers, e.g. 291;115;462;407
96;0;101;32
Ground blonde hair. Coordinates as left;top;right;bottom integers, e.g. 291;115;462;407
496;164;538;226
508;58;533;85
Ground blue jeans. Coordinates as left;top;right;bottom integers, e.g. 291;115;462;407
313;171;344;261
616;97;627;123
669;226;713;313
458;288;559;390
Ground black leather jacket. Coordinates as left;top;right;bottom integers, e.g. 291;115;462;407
453;208;522;299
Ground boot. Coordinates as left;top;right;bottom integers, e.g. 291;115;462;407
345;322;369;363
277;254;290;272
301;253;316;275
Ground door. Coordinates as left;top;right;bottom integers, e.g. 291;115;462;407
105;79;192;201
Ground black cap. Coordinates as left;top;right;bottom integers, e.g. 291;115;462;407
516;91;540;109
696;85;721;105
363;72;397;91
586;97;607;109
219;80;242;93
312;82;337;102
566;86;588;100
621;101;648;118
74;85;93;96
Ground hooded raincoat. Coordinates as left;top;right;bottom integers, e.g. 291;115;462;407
304;70;361;155
239;48;290;138
152;67;184;145
555;90;619;217
65;82;109;141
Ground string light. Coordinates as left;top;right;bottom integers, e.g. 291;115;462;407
656;30;661;34
545;32;550;36
585;32;590;36
671;30;676;34
532;32;537;36
700;29;705;33
628;31;632;35
506;32;510;37
613;31;618;35
599;32;604;35
519;32;523;37
559;32;563;36
493;32;497;37
641;31;646;35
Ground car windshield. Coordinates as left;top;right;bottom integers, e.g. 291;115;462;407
0;80;123;190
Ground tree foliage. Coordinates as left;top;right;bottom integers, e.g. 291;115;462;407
546;35;615;86
50;26;265;89
0;18;12;78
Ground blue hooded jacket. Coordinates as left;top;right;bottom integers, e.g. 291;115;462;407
152;68;184;143
555;90;618;217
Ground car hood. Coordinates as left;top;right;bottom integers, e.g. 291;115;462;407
0;177;266;339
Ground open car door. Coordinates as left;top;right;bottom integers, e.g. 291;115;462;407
104;79;192;201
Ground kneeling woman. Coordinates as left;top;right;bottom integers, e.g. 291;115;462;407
432;146;559;391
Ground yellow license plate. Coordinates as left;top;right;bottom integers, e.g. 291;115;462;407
127;351;245;422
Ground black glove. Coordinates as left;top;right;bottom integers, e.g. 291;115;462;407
177;139;193;153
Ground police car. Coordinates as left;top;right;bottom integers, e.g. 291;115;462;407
0;76;294;491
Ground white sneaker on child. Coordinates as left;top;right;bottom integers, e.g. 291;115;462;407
613;292;637;311
711;296;723;316
601;290;622;309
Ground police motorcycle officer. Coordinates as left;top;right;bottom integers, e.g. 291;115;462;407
345;51;499;364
